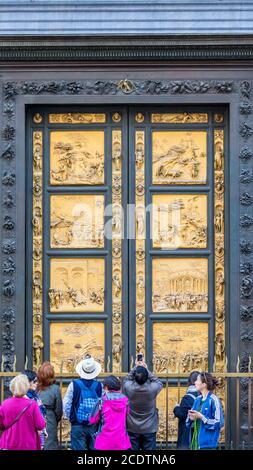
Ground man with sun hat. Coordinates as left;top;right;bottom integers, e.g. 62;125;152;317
63;354;102;450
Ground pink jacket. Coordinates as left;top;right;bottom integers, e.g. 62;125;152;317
0;396;46;450
90;391;131;450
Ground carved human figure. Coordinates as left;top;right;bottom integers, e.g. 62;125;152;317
112;337;122;363
215;209;223;233
113;273;121;297
214;142;223;170
216;271;225;296
33;272;42;299
33;144;42;170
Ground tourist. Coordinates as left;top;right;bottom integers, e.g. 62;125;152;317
0;374;45;450
187;372;224;450
122;359;163;450
89;375;131;450
23;369;47;449
37;362;63;450
63;354;102;450
173;370;200;449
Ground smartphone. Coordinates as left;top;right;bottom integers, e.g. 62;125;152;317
137;353;143;362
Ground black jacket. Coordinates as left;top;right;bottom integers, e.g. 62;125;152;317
173;386;199;449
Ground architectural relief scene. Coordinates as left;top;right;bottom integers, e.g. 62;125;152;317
152;131;207;184
50;322;104;373
152;258;208;312
50;194;104;248
50;131;105;185
49;258;105;312
153;322;208;373
152;194;207;248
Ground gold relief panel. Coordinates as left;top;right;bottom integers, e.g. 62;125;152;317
59;385;71;443
49;113;106;124
157;386;186;442
152;258;208;313
112;129;123;372
152;194;207;249
214;129;225;372
32;130;43;369
50;131;104;185
50;194;104;248
152;131;207;185
49;258;105;312
153;322;208;374
151;113;208;124
50;322;105;373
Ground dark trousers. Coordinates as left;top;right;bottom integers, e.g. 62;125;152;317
129;432;157;450
71;423;97;450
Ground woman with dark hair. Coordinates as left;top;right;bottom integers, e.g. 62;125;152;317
37;362;63;450
187;372;224;450
23;369;47;449
90;375;131;450
173;370;200;449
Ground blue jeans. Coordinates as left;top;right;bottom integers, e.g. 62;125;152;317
71;423;97;450
128;432;157;450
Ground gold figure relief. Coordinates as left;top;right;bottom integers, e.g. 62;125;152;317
151;113;208;124
50;194;104;248
50;322;105;373
152;131;207;184
32;130;43;369
214;129;225;371
153;322;208;374
33;113;43;124
49;258;105;312
50;131;105;185
117;79;135;94
135;130;145;354
112;129;123;372
214;113;224;123
135;113;145;123
112;112;121;123
152;194;207;249
49;113;106;124
152;258;208;313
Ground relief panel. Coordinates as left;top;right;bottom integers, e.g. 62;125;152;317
50;131;105;185
153;322;208;373
50;194;104;248
151;113;208;124
152;258;208;312
49;113;106;124
152;131;207;185
152;194;207;249
49;258;105;312
50;322;105;373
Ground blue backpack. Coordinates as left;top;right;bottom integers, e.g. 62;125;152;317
75;379;99;425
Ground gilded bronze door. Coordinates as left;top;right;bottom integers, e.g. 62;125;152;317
129;108;226;381
28;107;226;384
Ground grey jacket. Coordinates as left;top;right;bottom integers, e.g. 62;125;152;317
38;384;63;450
122;368;163;434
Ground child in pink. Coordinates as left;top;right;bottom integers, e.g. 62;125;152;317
90;375;131;450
